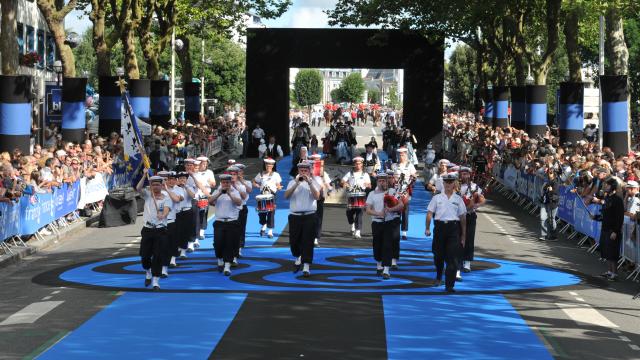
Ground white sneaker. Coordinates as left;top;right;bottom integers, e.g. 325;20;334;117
179;249;187;259
223;262;231;276
151;276;160;289
187;242;195;252
145;269;152;280
351;224;355;234
239;248;243;256
314;238;319;247
199;229;205;239
162;266;169;277
295;256;302;266
194;239;201;248
268;229;273;238
261;224;267;231
456;270;462;281
463;261;471;272
302;263;311;276
217;258;224;266
355;230;361;238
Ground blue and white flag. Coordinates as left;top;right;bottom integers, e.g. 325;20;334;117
121;92;147;183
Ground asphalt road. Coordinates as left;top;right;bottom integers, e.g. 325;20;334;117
0;122;639;360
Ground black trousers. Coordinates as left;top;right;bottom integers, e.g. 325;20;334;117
214;220;239;262
238;205;248;250
346;208;363;230
400;204;409;232
372;221;393;267
140;227;168;277
463;213;477;261
289;214;317;264
176;210;193;250
258;211;275;228
432;221;462;289
163;222;178;266
385;218;401;260
315;197;325;240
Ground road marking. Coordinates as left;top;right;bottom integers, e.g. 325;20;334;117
619;336;631;342
371;128;377;136
125;244;134;248
112;252;121;256
556;303;619;328
630;344;640;351
51;291;60;295
611;329;621;334
136;236;141;240
569;291;578;296
575;297;585;302
41;296;52;301
0;301;64;326
118;248;126;251
512;240;521;244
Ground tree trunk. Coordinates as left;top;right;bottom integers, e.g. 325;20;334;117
121;25;140;79
91;0;111;76
605;6;628;76
564;7;582;82
50;22;76;77
532;0;562;85
0;0;19;75
177;37;193;84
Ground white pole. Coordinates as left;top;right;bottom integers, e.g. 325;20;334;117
170;28;176;124
201;38;205;117
598;14;604;149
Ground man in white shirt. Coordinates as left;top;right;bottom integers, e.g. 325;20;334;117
136;172;172;290
311;154;332;247
458;167;485;276
193;156;217;243
285;162;320;277
252;124;265;147
209;173;243;276
427;159;450;194
185;159;211;252
162;172;186;275
392;147;417;239
425;173;467;293
366;172;404;279
175;172;195;259
341;157;371;238
227;164;250;262
253;158;282;238
265;136;284;160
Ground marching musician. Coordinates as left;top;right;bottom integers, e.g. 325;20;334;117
253;158;282;238
175;172;194;260
290;146;309;178
136;171;172;290
194;156;217;242
458;167;485;277
362;142;380;192
285;161;320;277
425;173;467;293
184;159;211;252
392;147;417;240
310;153;333;247
226;165;249;267
234;163;252;257
341;156;371;239
427;159;450;194
366;172;404;279
209;173;243;276
162;172;186;275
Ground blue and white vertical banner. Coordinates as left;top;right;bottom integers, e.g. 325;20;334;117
0;201;21;241
45;84;63;125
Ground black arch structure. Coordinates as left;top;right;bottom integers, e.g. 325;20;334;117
245;28;444;156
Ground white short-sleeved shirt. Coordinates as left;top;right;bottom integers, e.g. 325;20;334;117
254;171;282;194
393;162;417;178
187;173;209;199
141;189;173;227
165;186;185;222
233;181;247;209
240;179;252;205
179;184;194;210
625;195;640;224
286;179;317;213
460;182;483;212
427;192;467;221
429;173;445;193
214;188;240;220
313;172;332;197
342;171;370;189
366;190;385;223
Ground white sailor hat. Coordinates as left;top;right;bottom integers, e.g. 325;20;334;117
197;156;208;162
459;166;472;173
168;171;177;178
626;180;639;188
443;173;458;181
376;171;389;178
310;153;322;160
219;174;232;181
193;160;201;165
56;150;67;156
184;158;195;164
157;171;170;177
235;164;246;170
149;176;164;183
386;169;396;176
297;161;312;168
300;146;308;151
438;159;450;165
227;165;240;172
396;147;408;153
264;157;276;164
353;156;364;162
227;159;236;165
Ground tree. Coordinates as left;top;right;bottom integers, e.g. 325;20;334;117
446;44;477;110
37;0;77;77
387;85;400;109
0;0;19;75
367;87;381;103
139;0;176;80
339;73;365;104
294;69;322;120
330;88;345;103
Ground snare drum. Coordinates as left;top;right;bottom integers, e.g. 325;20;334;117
256;194;275;213
196;198;209;209
312;159;324;177
347;191;367;209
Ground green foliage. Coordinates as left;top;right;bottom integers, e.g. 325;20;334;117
338;73;365;104
445;44;477;110
626;18;640;115
73;29;98;88
387;85;400;109
294;69;323;107
367;87;381;103
331;88;345;103
545;43;569;115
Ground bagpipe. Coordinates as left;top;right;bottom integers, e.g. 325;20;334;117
384;173;416;208
461;182;482;207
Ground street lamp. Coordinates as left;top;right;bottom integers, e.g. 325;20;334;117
53;60;63;86
116;67;125;77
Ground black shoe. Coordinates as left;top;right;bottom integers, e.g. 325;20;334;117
546;236;559;242
144;278;152;287
293;264;302;274
231;261;238;268
382;273;390;280
401;235;407;240
462;267;470;273
376;269;383;276
268;233;273;239
153;286;160;291
391;264;399;270
218;265;224;273
303;271;310;277
260;229;265;237
445;287;455;293
169;263;178;268
179;255;187;260
607;274;618;282
161;274;168;279
224;270;231;276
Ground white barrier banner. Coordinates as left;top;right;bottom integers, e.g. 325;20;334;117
78;173;109;208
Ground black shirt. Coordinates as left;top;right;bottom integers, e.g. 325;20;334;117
473;155;488;173
596;193;624;233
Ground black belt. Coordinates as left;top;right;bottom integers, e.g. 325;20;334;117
435;220;460;225
291;211;315;216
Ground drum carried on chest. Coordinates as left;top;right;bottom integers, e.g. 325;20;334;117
347;191;367;209
312;159;324;177
196;197;209;209
256;194;276;213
